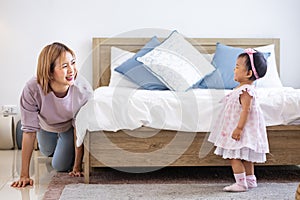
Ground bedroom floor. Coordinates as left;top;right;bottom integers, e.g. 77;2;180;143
0;150;55;200
1;150;299;200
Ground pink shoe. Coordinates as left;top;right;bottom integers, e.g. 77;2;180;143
247;179;257;188
246;175;257;189
223;183;248;192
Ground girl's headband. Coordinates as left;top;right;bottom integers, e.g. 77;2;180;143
244;48;259;79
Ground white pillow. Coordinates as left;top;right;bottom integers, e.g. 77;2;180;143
137;31;215;92
255;44;283;87
109;47;139;88
202;53;214;62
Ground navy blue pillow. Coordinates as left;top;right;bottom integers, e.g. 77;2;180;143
115;36;168;90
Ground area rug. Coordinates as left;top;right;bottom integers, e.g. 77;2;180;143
43;166;300;200
59;182;298;200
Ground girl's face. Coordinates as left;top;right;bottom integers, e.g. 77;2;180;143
234;56;251;83
51;51;77;92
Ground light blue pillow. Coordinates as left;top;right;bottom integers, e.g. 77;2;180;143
197;43;270;89
197;43;242;89
114;36;168;90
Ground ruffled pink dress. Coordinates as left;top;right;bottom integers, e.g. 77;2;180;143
208;84;269;163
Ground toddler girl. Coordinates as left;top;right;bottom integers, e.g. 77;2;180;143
208;48;269;192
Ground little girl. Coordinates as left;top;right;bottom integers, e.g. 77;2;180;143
208;48;269;192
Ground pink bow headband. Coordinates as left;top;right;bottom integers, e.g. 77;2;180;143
244;48;259;79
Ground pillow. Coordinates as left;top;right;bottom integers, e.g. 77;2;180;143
202;53;214;62
254;44;283;87
197;43;243;89
114;36;168;90
109;47;139;88
198;43;275;89
137;31;215;91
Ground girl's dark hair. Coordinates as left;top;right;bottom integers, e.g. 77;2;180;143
238;50;268;81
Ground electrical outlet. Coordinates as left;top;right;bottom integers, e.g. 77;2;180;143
2;105;17;116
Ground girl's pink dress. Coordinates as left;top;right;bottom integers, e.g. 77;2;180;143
208;84;269;163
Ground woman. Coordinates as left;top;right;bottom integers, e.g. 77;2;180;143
11;42;92;188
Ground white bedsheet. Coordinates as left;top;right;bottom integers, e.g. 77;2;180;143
75;86;300;146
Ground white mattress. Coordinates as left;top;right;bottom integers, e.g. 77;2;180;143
75;86;300;146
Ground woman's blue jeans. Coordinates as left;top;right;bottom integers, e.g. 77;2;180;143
37;127;74;172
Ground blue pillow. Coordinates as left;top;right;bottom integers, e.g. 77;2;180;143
197;43;242;89
114;36;168;90
197;43;270;89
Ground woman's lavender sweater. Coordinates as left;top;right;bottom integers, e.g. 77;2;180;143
20;75;93;133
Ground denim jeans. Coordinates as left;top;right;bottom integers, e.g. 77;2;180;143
37;127;75;172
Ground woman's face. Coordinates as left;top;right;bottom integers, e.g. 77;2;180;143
51;51;77;90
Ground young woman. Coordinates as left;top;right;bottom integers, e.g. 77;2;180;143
11;42;92;188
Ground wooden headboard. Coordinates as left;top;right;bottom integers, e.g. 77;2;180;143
92;37;280;89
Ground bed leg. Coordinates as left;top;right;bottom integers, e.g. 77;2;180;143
84;151;90;183
84;131;90;183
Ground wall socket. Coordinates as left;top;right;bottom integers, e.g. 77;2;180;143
1;105;17;116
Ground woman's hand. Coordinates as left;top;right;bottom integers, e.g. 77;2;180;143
69;128;84;177
68;166;83;177
11;177;34;188
11;132;36;188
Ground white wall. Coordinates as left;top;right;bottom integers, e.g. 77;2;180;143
0;0;300;113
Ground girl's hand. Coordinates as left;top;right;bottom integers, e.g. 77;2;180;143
232;128;242;141
68;166;83;177
11;177;34;188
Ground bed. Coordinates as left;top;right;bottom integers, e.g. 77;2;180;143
77;35;300;183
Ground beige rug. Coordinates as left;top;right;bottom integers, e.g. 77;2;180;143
59;182;298;200
43;166;300;200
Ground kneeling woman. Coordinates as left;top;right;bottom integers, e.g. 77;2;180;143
11;42;92;188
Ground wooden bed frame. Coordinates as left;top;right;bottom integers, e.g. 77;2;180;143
83;37;300;183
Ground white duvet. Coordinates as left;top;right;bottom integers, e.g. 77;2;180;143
75;86;300;146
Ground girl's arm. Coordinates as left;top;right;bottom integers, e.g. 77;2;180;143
11;132;36;187
69;128;84;177
232;90;252;140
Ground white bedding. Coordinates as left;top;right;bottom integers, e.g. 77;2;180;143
75;87;300;146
